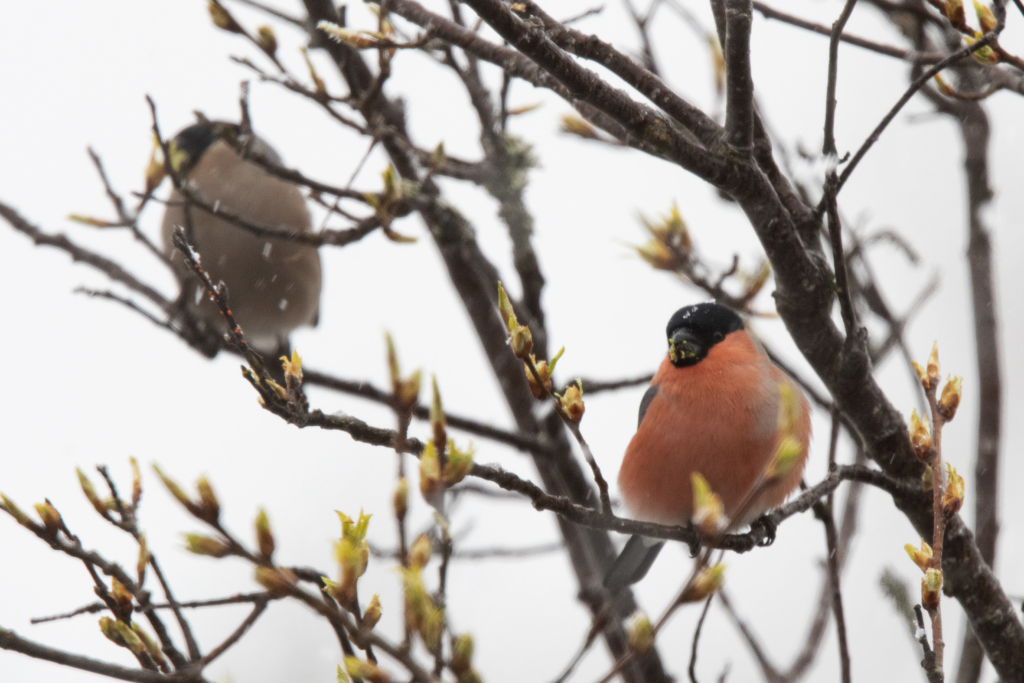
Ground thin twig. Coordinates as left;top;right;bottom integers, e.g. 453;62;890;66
688;594;715;683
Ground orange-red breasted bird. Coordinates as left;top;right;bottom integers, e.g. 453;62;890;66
604;303;811;588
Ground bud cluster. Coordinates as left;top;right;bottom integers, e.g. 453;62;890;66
154;465;221;525
524;347;564;399
634;203;692;272
324;510;372;608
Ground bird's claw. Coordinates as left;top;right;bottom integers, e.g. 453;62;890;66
686;528;701;557
753;514;777;547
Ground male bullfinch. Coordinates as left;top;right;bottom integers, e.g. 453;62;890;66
160;120;322;356
604;303;811;588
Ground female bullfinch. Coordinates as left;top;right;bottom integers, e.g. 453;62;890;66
605;303;811;588
160;120;322;356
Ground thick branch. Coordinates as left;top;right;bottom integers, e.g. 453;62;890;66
724;0;755;150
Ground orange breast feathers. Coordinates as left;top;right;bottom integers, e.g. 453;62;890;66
617;330;811;527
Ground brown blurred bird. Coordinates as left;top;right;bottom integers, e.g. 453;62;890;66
160;120;321;356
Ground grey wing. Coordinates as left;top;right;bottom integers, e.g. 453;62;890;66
638;384;659;429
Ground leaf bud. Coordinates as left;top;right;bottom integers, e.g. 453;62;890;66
256;508;275;560
497;281;533;358
319;22;381;49
0;494;39;532
129;457;142;509
34;501;61;535
443;441;475;486
280;349;303;382
254;566;297;598
183;534;231;558
969;41;1000;65
344;656;390;683
430;376;447;448
510;325;534;359
559;381;585;422
943;463;965;516
945;0;966;26
908;409;935;462
926;341;940;389
634;240;679;271
114;619;146;654
766;436;805;482
922;568;942;611
400;566;428;629
420;604;445;653
265;378;288;400
153;465;199;516
430;142;447;170
419;441;441;498
110;577;134;615
974;1;997;33
681;563;726;603
77;468;110;518
393;478;408;521
560;114;599;140
195;476;220;523
626;611;654;654
98;617;125;647
208;1;244;34
385;331;401;392
397;370;422;411
132;623;165;669
921;465;933;492
257;25;278;57
911;360;929;389
362;593;382;630
691;472;725;535
451;633;474;674
137;534;149;586
904;539;933;573
938;376;962;422
409;533;433;569
525;347;564;399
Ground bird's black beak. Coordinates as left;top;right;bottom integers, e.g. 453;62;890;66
669;328;705;367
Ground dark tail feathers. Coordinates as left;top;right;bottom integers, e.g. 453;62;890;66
604;535;665;589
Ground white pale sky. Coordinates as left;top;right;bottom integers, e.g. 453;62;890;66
1;1;1022;682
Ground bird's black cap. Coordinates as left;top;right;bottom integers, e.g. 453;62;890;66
169;121;242;175
665;303;744;367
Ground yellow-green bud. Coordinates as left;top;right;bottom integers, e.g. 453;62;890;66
77;468;109;518
943;463;965;515
626;611;654;654
257;25;278;57
254;566;297;598
451;633;474;673
904;539;933;573
195;476;219;523
393;478;408;521
922;568;942;611
34;502;61;535
362;594;382;630
256;508;275;560
681;563;726;603
184;534;231;558
938;376;962;421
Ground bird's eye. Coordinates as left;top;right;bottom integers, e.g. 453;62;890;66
713;332;724;342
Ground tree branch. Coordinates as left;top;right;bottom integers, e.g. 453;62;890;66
724;0;755;150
